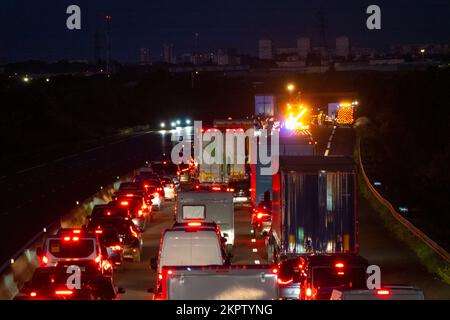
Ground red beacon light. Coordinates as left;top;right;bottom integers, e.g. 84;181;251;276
187;222;202;227
377;289;390;296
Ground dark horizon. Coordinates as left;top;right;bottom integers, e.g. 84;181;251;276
1;0;449;63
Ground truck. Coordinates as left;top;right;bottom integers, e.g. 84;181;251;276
175;191;235;247
255;95;276;117
199;122;251;184
268;156;357;263
158;265;279;300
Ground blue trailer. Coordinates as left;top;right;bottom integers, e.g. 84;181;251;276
268;156;358;261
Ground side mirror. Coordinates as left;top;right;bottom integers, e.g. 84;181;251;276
150;257;158;270
117;287;126;294
35;247;43;257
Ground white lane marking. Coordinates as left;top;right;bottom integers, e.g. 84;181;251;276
327;142;331;149
324;149;330;157
16;163;47;174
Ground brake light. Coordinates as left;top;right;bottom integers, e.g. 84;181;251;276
187;222;202;227
130;226;138;238
377;289;390;296
95;230;103;234
212;187;221;191
138;210;143;217
306;288;313;297
158;274;163;280
335;262;345;269
73;230;81;234
144;184;149;188
277;278;293;285
63;237;71;241
55;290;73;296
126;194;134;197
41;255;49;265
120;201;129;206
256;212;269;220
106;211;112;216
72;237;79;241
272;268;278;274
30;292;37;297
195;185;200;190
167;269;173;276
95;255;101;263
337;271;345;275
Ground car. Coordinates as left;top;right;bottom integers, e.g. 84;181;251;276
90;226;124;268
330;285;425;300
36;229;105;273
118;182;155;206
149;160;179;179
16;266;124;300
251;204;272;238
150;221;231;296
160;177;176;201
110;195;151;230
298;254;369;300
87;205;131;225
86;214;143;263
228;180;251;204
276;256;305;299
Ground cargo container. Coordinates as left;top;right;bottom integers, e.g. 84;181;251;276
268;156;357;261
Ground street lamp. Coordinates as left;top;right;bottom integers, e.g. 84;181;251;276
176;120;181;125
186;119;191;125
420;49;426;61
171;122;176;128
160;122;166;128
286;83;295;94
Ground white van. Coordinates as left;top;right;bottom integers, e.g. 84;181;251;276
330;286;425;300
151;222;231;295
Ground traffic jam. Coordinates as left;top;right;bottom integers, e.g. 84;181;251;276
12;95;425;301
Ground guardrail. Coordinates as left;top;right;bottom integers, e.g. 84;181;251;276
0;169;139;299
358;139;450;264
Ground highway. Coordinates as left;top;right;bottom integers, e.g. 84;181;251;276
2;124;450;300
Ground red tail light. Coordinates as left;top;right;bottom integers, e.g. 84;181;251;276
72;237;79;241
306;288;313;297
63;236;71;241
138;210;143;217
335;262;345;269
55;290;73;296
73;230;81;234
41;255;49;265
30;292;37;297
187;222;202;227
106;211;112;216
126;194;134;197
95;230;103;234
120;201;129;206
130;226;139;238
277;278;293;285
256;212;269;220
167;269;173;276
272;268;278;274
377;289;390;296
94;254;101;263
212;187;221;191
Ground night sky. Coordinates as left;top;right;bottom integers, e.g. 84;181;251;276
0;0;449;62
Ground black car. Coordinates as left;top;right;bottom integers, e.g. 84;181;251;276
228;180;251;204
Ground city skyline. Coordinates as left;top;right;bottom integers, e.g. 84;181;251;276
0;0;449;63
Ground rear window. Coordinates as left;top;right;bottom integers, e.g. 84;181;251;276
160;231;222;268
312;266;367;289
182;205;206;220
91;208;127;219
48;239;95;258
228;181;250;190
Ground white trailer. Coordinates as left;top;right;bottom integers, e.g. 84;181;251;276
176;191;235;247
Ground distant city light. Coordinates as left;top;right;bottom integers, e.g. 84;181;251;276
160;122;165;128
23;76;30;83
374;181;382;187
176;120;181;125
171;122;176;127
45;78;50;83
286;83;295;92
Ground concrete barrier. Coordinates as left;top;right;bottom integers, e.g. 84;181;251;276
0;170;138;300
